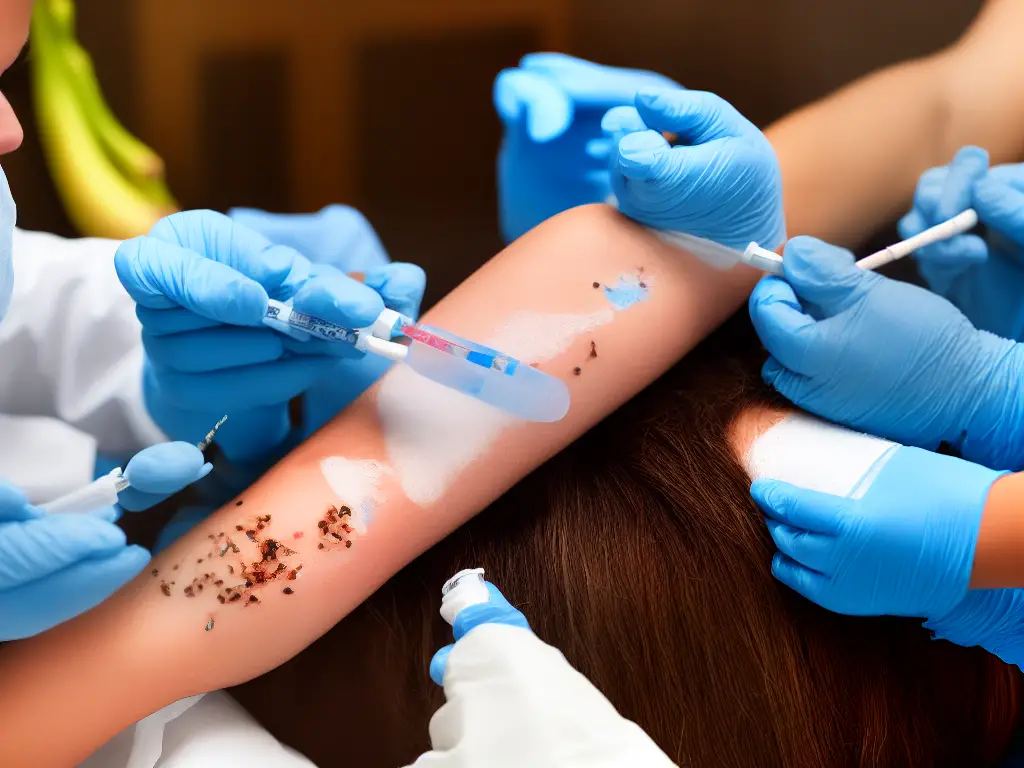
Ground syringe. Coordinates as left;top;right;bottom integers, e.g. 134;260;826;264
261;301;570;422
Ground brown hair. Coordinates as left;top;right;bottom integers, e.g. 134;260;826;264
233;313;1023;767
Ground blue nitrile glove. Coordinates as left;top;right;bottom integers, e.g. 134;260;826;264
116;210;413;463
117;442;212;512
602;89;786;251
926;588;1024;670
751;446;1004;617
748;236;1024;471
232;204;425;435
494;53;681;243
900;149;1024;340
429;582;531;686
228;204;390;274
0;482;149;640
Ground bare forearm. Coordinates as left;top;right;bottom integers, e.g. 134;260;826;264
768;0;1024;248
767;54;953;246
0;204;757;766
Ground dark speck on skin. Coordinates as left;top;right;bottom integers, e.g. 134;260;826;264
573;367;582;376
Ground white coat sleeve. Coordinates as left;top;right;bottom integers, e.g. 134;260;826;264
0;229;167;466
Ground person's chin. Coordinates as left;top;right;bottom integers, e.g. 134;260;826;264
0;92;24;155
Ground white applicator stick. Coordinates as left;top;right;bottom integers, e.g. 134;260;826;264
855;208;979;271
742;208;980;277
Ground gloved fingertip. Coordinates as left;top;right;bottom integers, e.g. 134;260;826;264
585;138;612;161
365;263;427;320
600;106;646;137
526;101;571;143
492;69;524;123
617;130;670;180
0;483;34;521
635;88;670;108
761;355;784;386
749;478;775;508
198;462;214;481
430;644;454;686
950;145;989;170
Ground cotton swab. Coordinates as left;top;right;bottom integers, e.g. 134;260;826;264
742;208;980;277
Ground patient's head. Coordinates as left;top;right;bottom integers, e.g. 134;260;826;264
233;313;1023;767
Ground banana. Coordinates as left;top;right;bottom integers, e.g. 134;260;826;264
30;0;178;240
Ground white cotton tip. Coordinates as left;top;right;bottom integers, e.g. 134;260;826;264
742;242;785;275
440;568;489;625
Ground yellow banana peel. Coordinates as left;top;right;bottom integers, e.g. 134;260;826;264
30;1;178;239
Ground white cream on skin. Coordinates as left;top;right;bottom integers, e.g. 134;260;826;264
744;413;899;499
377;308;615;506
319;457;390;533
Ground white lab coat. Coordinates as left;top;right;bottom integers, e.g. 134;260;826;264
82;692;318;768
1;229;167;503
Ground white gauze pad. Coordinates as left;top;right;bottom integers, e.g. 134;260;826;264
744;413;899;499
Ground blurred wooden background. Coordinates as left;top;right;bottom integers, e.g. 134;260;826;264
0;0;982;305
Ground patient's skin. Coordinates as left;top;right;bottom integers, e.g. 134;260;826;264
0;204;758;766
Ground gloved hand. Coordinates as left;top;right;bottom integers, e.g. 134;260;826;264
602;88;786;251
900;147;1024;340
751;446;1004;617
412;581;674;768
234;204;425;437
228;204;390;276
117;442;212;512
494;53;681;243
116;210;424;462
0;481;149;640
926;588;1024;670
748;236;1024;470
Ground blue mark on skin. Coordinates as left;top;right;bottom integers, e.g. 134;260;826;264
361;499;376;527
602;274;651;310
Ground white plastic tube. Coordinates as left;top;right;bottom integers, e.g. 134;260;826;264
40;469;128;515
440;568;489;625
856;208;979;271
742;208;979;277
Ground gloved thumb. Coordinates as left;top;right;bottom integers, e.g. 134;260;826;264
493;68;573;143
634;88;755;144
782;236;874;315
616;129;673;182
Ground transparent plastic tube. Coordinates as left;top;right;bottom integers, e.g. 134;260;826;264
404;325;570;423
